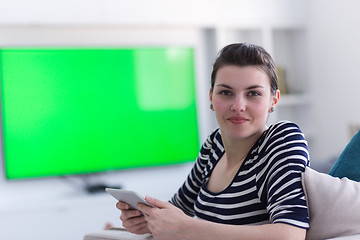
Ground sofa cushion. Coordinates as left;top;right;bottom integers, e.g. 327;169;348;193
329;130;360;181
327;234;360;240
302;167;360;240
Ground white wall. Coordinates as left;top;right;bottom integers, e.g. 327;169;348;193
307;0;360;161
0;0;220;26
0;0;306;26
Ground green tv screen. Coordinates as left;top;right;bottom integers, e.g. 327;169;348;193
0;47;199;180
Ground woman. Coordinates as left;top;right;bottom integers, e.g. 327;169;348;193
117;43;310;240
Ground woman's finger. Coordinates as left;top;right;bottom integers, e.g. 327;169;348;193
116;201;130;210
120;209;142;221
144;196;169;209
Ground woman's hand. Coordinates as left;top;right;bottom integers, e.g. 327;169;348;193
116;201;151;235
138;196;190;240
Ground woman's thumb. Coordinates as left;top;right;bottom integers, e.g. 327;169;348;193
145;196;169;208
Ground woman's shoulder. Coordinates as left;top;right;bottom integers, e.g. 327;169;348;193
259;120;307;151
203;128;223;148
258;121;309;167
201;128;224;154
266;120;304;138
196;128;224;170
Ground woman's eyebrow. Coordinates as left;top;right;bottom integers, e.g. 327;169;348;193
215;83;232;89
216;84;264;90
247;85;264;90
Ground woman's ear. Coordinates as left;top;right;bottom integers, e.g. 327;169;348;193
209;88;214;111
270;89;280;110
209;88;213;103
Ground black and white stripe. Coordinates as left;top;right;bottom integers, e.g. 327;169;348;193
171;121;310;229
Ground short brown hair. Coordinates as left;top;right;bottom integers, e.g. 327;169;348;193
210;43;278;95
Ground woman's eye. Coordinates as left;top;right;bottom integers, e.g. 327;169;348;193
247;91;261;96
219;90;233;96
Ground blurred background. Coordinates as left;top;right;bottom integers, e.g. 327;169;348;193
1;0;360;239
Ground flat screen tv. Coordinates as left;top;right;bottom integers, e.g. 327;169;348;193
0;47;199;180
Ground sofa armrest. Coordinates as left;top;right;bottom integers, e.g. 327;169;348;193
327;234;360;240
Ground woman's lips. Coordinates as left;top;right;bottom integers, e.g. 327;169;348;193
227;116;248;124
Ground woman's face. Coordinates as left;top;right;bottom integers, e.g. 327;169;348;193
209;65;279;141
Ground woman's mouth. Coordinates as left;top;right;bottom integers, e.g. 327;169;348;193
227;117;248;124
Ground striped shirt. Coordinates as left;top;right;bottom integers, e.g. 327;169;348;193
170;121;310;229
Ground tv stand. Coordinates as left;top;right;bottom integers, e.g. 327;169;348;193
85;183;122;194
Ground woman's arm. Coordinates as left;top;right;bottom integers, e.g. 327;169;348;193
139;196;306;240
115;131;220;235
261;121;310;227
185;219;306;240
170;129;221;215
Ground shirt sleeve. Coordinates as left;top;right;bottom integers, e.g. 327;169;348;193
170;129;219;216
257;121;310;229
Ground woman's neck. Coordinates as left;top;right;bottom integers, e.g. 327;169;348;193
221;129;265;165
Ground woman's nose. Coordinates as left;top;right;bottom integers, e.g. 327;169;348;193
230;97;246;112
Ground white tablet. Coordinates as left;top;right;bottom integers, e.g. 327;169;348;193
105;188;152;210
